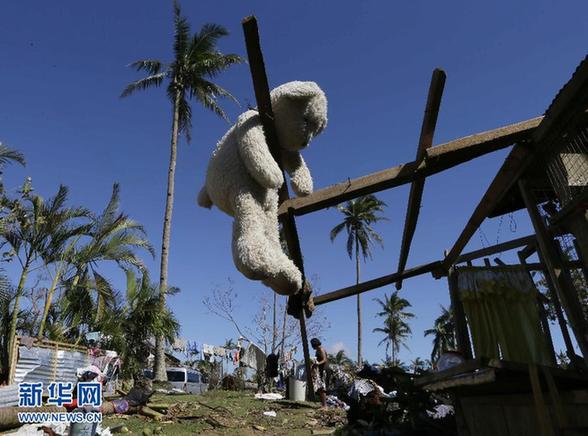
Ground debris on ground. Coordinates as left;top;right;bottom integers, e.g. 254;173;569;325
254;392;283;400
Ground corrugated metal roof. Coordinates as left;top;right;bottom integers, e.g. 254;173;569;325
13;346;89;391
0;384;19;408
545;54;588;117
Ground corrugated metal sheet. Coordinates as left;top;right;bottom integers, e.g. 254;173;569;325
0;384;19;407
13;345;89;390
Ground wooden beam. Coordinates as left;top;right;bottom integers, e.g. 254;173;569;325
519;178;588;364
456;234;536;264
314;261;442;306
278;116;542;217
241;16;315;399
396;68;446;290
437;142;534;276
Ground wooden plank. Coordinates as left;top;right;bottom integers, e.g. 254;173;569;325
314;261;442;306
519;179;588;364
278;117;542;217
396;68;446;290
415;358;484;386
241;16;314;399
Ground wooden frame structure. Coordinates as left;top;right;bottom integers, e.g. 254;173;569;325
240;17;588;395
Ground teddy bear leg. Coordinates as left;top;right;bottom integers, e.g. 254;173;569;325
259;204;303;295
231;192;287;283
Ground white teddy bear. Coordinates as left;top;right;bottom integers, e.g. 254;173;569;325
198;81;328;295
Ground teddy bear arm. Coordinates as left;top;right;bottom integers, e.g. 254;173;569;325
237;123;284;190
282;151;313;196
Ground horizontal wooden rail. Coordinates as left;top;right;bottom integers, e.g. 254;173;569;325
314;261;442;305
279;116;543;217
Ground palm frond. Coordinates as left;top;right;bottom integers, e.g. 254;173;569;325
189;23;229;57
120;73;167;98
329;222;346;242
177;94;193;141
173;0;191;60
0;143;25;167
128;59;164;75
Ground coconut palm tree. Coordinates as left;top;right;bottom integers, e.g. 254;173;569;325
53;183;154;341
2;184;90;359
118;270;180;380
424;305;455;362
328;349;353;368
373;291;414;364
121;1;243;381
410;357;426;374
330;195;387;366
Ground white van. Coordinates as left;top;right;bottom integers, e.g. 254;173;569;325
144;367;208;395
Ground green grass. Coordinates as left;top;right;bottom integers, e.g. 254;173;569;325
102;390;346;435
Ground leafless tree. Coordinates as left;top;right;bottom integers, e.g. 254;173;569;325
203;277;330;356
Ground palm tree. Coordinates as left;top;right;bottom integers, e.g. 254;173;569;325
328;349;353;368
121;1;243;381
54;184;154;341
424;305;455;362
330;195;387;366
123;271;179;380
410;357;426;374
373;291;414;364
2;184;89;359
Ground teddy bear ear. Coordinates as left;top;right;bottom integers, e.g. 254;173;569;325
271;81;324;103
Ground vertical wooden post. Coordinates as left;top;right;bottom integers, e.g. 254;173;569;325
535;250;577;364
447;266;473;360
517;251;557;366
241;16;314;399
519;179;588;363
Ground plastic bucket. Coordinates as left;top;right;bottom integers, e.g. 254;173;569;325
288;377;306;402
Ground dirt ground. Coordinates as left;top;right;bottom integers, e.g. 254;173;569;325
103;390;347;435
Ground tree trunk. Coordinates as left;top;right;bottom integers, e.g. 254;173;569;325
37;267;62;339
154;87;181;382
355;235;362;367
8;259;31;364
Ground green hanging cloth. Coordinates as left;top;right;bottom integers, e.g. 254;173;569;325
457;266;552;366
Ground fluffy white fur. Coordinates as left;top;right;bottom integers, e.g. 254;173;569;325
198;81;328;295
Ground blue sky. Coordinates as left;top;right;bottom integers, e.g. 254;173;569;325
1;0;586;364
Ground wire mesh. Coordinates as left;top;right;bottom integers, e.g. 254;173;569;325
545;123;588;208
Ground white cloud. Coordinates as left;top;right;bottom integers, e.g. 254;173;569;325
328;341;349;355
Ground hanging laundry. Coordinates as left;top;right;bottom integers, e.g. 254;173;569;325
240;343;266;371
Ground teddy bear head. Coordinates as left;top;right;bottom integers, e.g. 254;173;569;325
270;81;328;152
